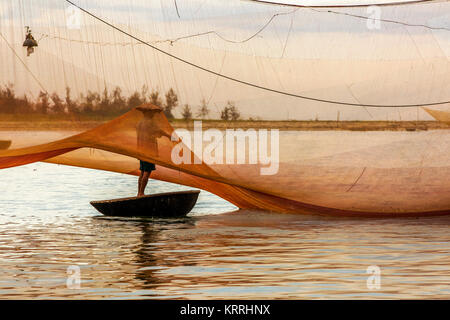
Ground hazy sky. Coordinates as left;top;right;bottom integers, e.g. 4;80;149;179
1;0;450;120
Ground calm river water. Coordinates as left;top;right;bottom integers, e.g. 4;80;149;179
1;162;450;299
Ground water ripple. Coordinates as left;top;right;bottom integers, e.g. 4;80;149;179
0;163;450;299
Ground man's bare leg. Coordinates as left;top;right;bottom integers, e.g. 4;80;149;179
138;171;143;196
138;171;150;197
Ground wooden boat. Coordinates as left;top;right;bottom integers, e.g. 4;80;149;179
0;140;11;150
90;190;200;217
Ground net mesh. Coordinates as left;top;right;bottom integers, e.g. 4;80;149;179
1;0;450;215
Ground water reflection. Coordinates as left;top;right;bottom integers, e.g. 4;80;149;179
133;222;163;289
87;210;450;299
131;218;197;291
1;163;450;299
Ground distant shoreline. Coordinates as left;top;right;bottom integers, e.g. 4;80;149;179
0;117;449;132
172;120;449;132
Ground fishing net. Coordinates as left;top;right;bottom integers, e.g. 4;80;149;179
1;0;450;215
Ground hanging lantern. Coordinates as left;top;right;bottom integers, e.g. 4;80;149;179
23;26;38;56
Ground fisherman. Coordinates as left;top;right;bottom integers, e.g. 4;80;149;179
136;103;171;197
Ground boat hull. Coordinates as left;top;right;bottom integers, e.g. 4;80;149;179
90;190;200;217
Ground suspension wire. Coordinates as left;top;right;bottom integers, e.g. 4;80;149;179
174;0;181;18
281;11;295;58
62;0;450;108
35;8;299;46
248;0;443;9
308;7;450;32
160;0;450;45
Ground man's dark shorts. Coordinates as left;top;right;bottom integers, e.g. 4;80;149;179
140;160;156;172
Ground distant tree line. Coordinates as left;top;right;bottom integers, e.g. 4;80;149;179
0;83;240;121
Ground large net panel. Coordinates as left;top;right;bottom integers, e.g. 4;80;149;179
1;0;450;216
